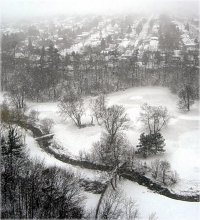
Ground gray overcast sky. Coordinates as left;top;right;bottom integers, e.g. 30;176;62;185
1;0;198;20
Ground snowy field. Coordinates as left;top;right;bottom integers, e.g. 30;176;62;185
120;180;199;220
1;86;199;219
27;86;200;190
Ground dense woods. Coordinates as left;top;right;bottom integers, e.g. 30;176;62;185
1;15;199;105
1;126;84;219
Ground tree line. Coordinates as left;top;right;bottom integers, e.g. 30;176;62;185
1;14;199;104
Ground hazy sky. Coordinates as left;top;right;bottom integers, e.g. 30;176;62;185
1;0;198;20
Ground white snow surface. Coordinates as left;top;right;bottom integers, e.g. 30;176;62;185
83;179;200;220
28;86;200;192
120;180;200;220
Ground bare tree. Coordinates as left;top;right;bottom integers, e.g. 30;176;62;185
92;132;131;166
160;160;171;185
139;103;170;134
96;188;139;220
91;105;130;166
90;94;107;125
6;88;26;110
178;84;196;111
98;189;123;219
124;198;139;220
1;100;28;128
59;90;85;128
40;118;54;134
102;105;129;141
151;159;179;186
151;159;161;179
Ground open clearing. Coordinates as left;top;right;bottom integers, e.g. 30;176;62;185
1;86;199;220
28;86;200;189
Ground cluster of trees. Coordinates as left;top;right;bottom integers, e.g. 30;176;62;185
92;104;131;167
95;188;140;220
2;14;199;104
178;84;197;111
151;159;179;185
60;93;177;188
136;103;169;158
61;93;133;168
1;96;55;136
0;97;35;129
2;50;198;112
1;126;84;219
59;88;85;128
90;94;107;125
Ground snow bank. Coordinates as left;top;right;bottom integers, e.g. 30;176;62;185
120;180;200;220
84;179;199;220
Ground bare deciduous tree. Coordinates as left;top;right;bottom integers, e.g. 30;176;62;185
6;88;26;110
169;170;179;184
151;159;179;186
139;103;170;134
178;84;196;111
102;105;129;140
59;90;85;128
97;188;139;220
90;94;107;125
160;160;171;185
151;159;161;179
124;198;139;220
91;105;131;166
92;132;131;167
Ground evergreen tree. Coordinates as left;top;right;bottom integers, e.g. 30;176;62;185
136;132;165;158
2;126;24;172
